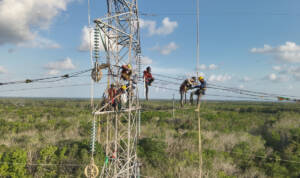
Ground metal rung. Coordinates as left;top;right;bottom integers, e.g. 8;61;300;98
93;107;140;115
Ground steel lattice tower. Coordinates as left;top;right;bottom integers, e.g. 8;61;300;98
90;0;141;177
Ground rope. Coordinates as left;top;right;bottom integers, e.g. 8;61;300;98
196;0;200;79
197;103;202;178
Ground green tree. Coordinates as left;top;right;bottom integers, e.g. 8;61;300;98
0;149;27;178
37;145;58;177
138;138;167;167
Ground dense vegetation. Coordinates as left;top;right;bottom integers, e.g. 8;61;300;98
0;98;299;177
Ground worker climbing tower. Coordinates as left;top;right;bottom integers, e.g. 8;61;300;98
85;0;141;177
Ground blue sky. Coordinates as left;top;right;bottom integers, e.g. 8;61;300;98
0;0;300;100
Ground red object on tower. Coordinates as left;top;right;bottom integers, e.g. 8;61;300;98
143;70;153;82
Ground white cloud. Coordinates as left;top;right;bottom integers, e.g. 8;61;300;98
278;75;289;82
152;42;178;55
208;64;218;70
141;56;153;65
156;18;178;35
208;74;232;82
18;36;60;49
140;17;178;36
286;66;300;80
78;26;120;53
45;57;75;75
0;0;72;47
47;69;60;75
181;72;205;79
272;65;281;71
0;66;7;74
140;19;156;34
269;73;277;81
266;73;289;82
78;26;94;52
250;44;273;53
197;64;206;70
160;42;178;55
240;76;252;82
251;42;300;63
197;64;218;71
269;65;300;81
199;72;206;77
152;66;186;76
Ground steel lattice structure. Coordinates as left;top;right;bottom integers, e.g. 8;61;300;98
87;0;141;177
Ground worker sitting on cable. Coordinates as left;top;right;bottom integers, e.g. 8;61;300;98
108;84;117;110
179;76;197;107
120;64;132;81
190;76;206;105
143;66;154;101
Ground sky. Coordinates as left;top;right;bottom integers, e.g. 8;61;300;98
0;0;300;100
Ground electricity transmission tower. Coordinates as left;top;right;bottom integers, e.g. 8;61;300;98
85;0;141;177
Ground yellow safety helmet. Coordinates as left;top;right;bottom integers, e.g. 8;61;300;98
127;64;132;69
198;76;204;81
121;85;127;90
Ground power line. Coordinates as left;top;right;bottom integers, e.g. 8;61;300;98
151;74;300;101
208;82;300;99
0;68;92;86
153;77;275;101
151;84;276;101
0;82;106;93
153;73;185;81
152;77;275;99
207;86;273;98
155;78;181;86
208;149;300;165
140;11;300;17
0;161;84;167
0;71;240;98
0;70;297;102
206;93;275;101
34;75;91;84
